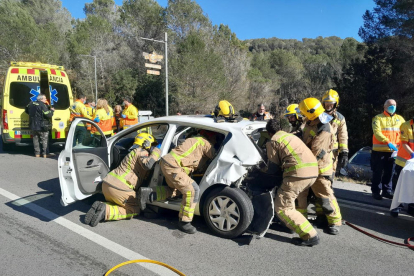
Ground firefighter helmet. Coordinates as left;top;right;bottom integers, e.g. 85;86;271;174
299;98;325;121
321;89;340;110
283;104;300;119
133;133;155;150
214;100;235;118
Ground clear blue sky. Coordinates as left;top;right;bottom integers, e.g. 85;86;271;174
61;0;376;41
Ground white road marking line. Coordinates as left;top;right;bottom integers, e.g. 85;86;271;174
0;187;177;276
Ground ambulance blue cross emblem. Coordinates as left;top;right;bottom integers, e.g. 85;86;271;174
29;85;59;104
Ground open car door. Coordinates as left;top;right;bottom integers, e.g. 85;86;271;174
58;118;110;206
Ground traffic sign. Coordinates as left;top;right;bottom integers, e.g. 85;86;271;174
143;51;163;63
145;63;162;70
147;70;160;75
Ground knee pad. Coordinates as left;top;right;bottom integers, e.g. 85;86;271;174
192;182;200;203
316;197;334;215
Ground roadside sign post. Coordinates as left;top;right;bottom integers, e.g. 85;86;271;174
79;54;98;104
140;32;169;116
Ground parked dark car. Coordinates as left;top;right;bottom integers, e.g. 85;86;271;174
340;146;372;181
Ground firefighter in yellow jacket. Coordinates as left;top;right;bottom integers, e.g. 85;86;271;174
121;97;138;129
138;130;216;234
265;119;320;246
371;99;405;200
70;94;93;146
283;104;305;138
298;98;342;235
321;89;349;176
85;133;161;227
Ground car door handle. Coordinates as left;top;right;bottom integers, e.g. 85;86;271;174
54;117;61;121
87;159;94;166
85;165;100;169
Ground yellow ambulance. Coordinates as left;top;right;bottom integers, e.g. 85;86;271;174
1;62;73;151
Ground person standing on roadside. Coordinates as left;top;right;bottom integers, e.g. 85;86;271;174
251;104;272;121
120;97;138;130
70;94;93;146
371;99;405;200
25;94;54;158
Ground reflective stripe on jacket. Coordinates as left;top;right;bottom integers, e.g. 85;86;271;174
103;147;161;190
395;119;414;167
93;108;113;135
329;111;349;153
121;104;138;128
266;131;318;178
302;119;334;176
70;100;92;122
165;136;215;175
372;111;405;152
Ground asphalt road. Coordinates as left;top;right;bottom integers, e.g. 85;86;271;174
0;144;413;276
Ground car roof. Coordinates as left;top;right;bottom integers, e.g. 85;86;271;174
142;115;267;132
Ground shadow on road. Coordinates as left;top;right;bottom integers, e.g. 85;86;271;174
333;187;414;242
0;137;64;159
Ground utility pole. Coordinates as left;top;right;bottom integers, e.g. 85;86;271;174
140;32;169;116
79;54;98;104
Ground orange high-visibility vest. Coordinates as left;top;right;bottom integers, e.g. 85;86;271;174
93;108;113;136
121;104;138;129
372;111;405;152
396;119;414;167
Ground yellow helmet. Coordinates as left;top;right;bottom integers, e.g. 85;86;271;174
284;104;300;119
299;98;325;121
321;89;340;108
133;133;155;150
214;100;235;118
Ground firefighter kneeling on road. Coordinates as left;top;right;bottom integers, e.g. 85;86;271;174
85;133;161;227
265;119;320;246
298;98;342;235
138;130;216;234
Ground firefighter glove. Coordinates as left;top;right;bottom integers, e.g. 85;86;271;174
388;143;398;151
339;152;348;169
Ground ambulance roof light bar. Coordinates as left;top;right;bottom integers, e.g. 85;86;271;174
10;61;65;71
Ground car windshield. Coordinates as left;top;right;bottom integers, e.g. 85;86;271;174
350;151;371;166
9;81;70;110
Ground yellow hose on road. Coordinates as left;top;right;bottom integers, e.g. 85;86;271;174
105;259;186;276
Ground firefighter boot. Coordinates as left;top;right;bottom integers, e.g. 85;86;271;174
85;201;101;225
138;187;155;211
178;221;197;234
90;202;106;227
292;235;320;247
326;225;340;235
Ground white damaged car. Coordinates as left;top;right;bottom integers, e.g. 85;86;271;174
58;115;273;238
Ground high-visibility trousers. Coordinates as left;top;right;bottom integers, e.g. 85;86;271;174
160;159;196;222
298;176;342;226
102;182;140;221
275;177;318;240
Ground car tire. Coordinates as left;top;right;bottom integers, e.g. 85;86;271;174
203;186;253;239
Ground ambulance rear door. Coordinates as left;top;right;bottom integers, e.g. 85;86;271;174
47;69;73;142
58;118;110;206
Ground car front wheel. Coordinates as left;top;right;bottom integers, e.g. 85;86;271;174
203;186;253;239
